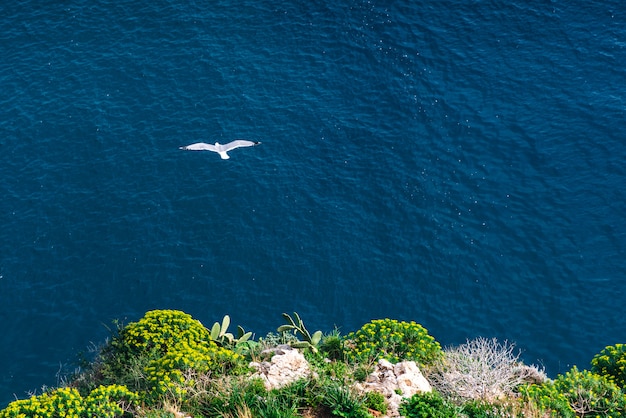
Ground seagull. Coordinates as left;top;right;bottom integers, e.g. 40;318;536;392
179;139;261;159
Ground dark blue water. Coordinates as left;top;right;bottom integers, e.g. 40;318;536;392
1;0;625;406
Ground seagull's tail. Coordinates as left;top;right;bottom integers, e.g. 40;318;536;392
218;151;230;159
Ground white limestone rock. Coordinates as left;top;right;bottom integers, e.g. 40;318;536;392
355;359;432;418
249;345;314;390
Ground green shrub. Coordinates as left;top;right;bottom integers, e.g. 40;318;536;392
363;391;387;415
93;310;215;391
257;331;300;348
254;379;311;418
519;380;575;417
193;377;267;417
119;310;212;355
139;412;176;418
98;310;247;402
462;399;518;418
554;366;626;417
0;387;85;418
399;391;459;418
591;343;626;388
319;329;345;361
144;340;244;397
520;365;626;418
353;365;372;382
322;384;372;418
83;384;138;417
345;319;442;365
315;358;349;382
0;385;138;418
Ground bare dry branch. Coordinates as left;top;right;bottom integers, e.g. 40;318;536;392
428;337;547;402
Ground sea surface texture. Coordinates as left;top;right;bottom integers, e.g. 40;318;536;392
1;0;625;406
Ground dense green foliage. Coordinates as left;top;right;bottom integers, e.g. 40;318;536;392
318;328;345;361
521;365;626;417
1;310;624;418
591;343;626;389
461;400;520;418
519;382;575;418
0;385;138;418
363;391;387;415
95;310;245;402
144;339;244;397
118;309;212;354
553;365;626;417
344;319;442;365
321;384;372;418
399;391;459;418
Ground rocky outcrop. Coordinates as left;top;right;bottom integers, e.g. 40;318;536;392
355;359;432;418
249;344;315;390
250;348;432;417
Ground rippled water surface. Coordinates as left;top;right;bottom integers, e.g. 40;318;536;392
1;0;625;406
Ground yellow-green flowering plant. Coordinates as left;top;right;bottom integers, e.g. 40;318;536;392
83;384;138;418
101;310;245;403
591;343;626;389
0;385;137;418
0;387;85;418
98;310;214;390
145;339;244;397
119;309;212;354
521;365;626;418
554;366;626;417
518;381;575;417
344;319;442;365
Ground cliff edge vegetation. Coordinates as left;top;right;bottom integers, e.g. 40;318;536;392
1;309;625;417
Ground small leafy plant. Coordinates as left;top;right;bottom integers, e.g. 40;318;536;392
210;315;255;354
399;391;459;418
363;391;387;415
277;312;323;353
319;328;345;361
322;384;372;418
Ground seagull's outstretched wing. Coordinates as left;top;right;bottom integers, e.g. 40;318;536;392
221;140;261;151
179;142;218;151
179;140;261;159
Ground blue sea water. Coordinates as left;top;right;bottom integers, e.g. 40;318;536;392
1;0;625;406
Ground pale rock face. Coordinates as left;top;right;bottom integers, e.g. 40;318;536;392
249;345;314;390
251;348;432;417
355;359;432;418
393;361;432;398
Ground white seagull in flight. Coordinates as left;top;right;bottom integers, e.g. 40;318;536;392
179;139;261;159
